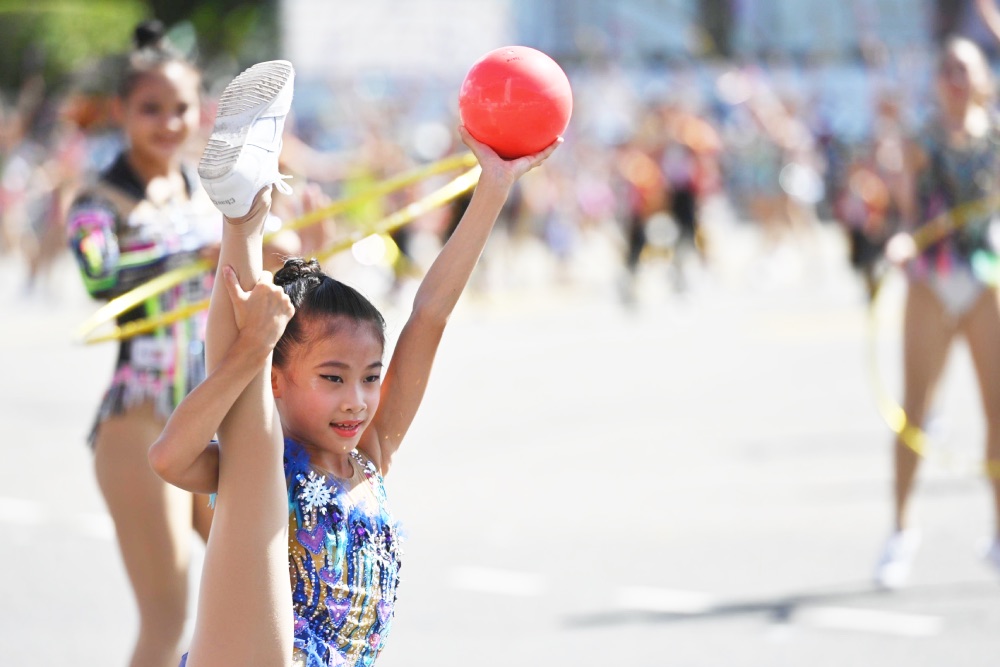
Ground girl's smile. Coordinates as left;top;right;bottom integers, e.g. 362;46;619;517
330;419;364;438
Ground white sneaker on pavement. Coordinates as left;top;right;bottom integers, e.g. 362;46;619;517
199;60;295;219
874;529;921;590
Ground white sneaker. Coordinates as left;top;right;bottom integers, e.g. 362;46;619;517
199;60;295;218
874;529;921;589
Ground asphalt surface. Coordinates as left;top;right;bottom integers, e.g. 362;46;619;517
2;206;999;666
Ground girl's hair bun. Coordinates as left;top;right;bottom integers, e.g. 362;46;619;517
118;18;193;99
273;257;324;288
270;256;387;368
133;19;166;51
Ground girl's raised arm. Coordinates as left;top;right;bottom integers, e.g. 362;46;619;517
363;127;561;473
148;267;294;493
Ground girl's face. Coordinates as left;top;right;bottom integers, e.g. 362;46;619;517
939;52;972;103
937;41;989;110
119;61;201;167
272;316;384;457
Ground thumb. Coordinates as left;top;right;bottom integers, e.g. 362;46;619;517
221;265;248;305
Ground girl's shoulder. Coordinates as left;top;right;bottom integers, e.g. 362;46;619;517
70;154;143;221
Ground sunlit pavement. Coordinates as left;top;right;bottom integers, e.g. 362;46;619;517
3;206;999;665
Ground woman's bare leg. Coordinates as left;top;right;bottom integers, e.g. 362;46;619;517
894;281;955;530
960;287;1000;538
93;406;192;667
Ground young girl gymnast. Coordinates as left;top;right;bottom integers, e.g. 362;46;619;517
66;22;219;665
147;60;560;665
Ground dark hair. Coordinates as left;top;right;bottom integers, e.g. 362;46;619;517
118;20;198;99
272;258;387;367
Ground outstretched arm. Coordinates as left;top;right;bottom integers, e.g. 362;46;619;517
362;127;561;473
148;266;294;493
977;0;1000;45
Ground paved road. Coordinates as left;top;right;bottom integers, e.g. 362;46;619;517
2;211;999;666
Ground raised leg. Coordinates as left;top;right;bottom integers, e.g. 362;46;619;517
184;60;295;667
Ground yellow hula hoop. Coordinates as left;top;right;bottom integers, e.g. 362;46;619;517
866;193;1000;480
79;165;481;345
280;151;478;236
75;260;211;340
76;152;478;343
314;166;481;263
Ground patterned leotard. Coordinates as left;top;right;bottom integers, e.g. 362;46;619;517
285;438;403;666
67;154;220;444
908;116;1000;315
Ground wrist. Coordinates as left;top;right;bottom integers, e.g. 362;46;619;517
471;176;513;209
233;328;277;363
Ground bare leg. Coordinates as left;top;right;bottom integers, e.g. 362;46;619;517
960;287;1000;538
93;405;193;667
179;58;296;665
204;191;270;371
185;188;293;666
894;280;955;530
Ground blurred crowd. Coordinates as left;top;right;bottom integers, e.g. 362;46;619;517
0;46;946;306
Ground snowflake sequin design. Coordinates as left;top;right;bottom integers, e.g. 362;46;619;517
298;472;333;514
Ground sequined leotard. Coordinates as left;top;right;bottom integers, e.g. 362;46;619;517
285;438;403;666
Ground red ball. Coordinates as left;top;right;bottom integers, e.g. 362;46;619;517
458;46;573;159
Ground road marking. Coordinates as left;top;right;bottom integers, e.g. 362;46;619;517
0;496;114;540
0;496;45;525
793;605;943;637
0;498;957;643
449;566;545;597
613;586;717;614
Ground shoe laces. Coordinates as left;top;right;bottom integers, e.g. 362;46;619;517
272;173;293;196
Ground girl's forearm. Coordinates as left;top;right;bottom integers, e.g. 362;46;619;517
412;177;510;321
148;333;272;493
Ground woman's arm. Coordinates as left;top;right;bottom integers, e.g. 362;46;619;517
977;0;1000;45
148;266;294;493
884;137;929;266
66;194;123;299
362;127;561;473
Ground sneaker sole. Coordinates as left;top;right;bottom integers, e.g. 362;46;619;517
198;60;295;181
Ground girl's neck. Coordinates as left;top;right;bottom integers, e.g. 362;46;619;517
295;438;356;479
125;150;179;185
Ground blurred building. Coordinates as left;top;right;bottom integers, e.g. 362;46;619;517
514;0;943;62
281;0;511;79
282;0;953;79
279;0;985;147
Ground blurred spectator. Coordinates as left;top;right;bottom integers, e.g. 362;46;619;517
832;94;908;299
875;34;1000;588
